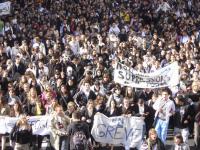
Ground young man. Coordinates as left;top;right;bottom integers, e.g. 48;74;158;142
153;89;175;144
173;95;191;143
67;111;90;150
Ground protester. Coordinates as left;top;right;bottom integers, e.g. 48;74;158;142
173;95;191;143
50;105;70;150
194;103;200;149
170;133;190;150
0;0;199;149
153;89;175;144
67;111;90;150
10;115;32;150
140;128;165;150
0;96;10;150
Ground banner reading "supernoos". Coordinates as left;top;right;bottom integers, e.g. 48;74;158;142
91;113;145;149
114;62;179;88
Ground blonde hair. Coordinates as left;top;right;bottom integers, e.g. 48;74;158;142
67;101;76;108
16;115;29;127
192;81;199;87
28;87;38;102
148;128;157;137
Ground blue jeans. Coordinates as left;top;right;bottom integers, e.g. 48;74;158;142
155;118;169;144
59;136;69;150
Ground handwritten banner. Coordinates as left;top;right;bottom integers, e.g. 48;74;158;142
114;62;179;88
91;113;145;149
0;116;50;135
0;1;11;16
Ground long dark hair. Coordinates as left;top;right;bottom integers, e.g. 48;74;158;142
0;96;7;107
14;101;23;114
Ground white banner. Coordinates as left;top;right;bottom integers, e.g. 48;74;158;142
0;1;11;16
91;113;145;149
0;116;51;135
114;62;179;88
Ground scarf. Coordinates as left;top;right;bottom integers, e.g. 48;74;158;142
148;138;157;150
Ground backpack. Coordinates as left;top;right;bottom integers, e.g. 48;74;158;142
72;131;87;150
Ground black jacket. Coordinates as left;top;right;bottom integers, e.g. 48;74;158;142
12;63;26;76
75;90;96;107
174;104;192;129
10;124;32;144
104;107;121;117
58;94;73;111
67;121;90;150
120;104;139;116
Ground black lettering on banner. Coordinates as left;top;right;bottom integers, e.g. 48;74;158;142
106;126;115;138
116;63;123;70
135;76;142;83
125;128;133;141
114;124;123;139
125;72;131;80
118;71;124;79
97;124;106;137
132;74;136;82
163;76;170;83
155;76;161;82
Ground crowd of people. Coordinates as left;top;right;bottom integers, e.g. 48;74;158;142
0;0;200;149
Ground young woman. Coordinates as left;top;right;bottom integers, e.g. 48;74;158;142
24;87;45;149
124;86;136;105
170;134;190;150
81;100;96;130
40;83;57;108
17;75;28;94
107;85;123;107
0;96;10;116
95;95;106;113
105;99;120;117
0;96;10;150
141;128;165;150
10;115;32;150
65;101;76;118
10;101;23;118
24;87;45;116
58;84;73;111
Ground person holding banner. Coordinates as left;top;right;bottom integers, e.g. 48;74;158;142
0;96;10;150
10;115;32;150
105;99;121;117
50;105;70;150
23;87;45;150
121;97;139;117
153;89;175;144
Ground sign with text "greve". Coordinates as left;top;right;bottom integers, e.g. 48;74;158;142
91;113;145;149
